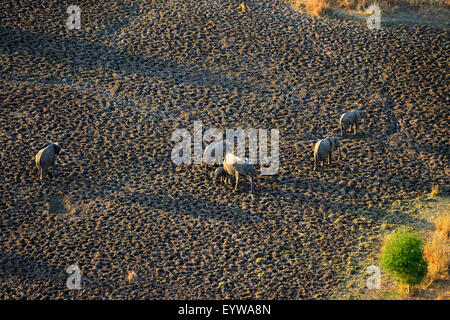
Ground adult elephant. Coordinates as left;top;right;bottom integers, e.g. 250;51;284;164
340;109;366;136
35;142;61;183
314;136;342;171
223;153;255;193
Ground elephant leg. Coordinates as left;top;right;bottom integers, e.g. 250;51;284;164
234;172;239;192
40;167;46;184
48;162;54;179
328;151;332;165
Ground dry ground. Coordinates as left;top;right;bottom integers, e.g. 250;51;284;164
0;0;448;299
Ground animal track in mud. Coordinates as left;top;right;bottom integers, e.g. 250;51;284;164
45;194;77;216
0;0;448;300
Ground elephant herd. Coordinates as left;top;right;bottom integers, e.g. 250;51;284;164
205;109;366;193
34;109;366;194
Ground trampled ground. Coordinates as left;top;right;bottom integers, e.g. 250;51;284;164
0;0;448;299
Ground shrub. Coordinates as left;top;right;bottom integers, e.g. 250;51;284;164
381;227;428;288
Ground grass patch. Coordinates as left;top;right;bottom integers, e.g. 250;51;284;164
434;212;449;239
292;0;450;16
335;194;449;299
424;232;449;285
430;184;442;198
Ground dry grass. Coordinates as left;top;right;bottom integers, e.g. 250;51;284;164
431;184;442;198
424;232;449;284
423;202;449;288
435;211;450;239
304;0;330;15
293;0;450;15
239;2;250;13
436;291;450;300
127;271;137;283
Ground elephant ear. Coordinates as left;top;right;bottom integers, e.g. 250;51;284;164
330;137;339;149
329;137;335;149
356;111;362;122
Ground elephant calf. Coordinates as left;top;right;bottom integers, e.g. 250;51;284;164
35;142;61;183
223;153;255;193
213;167;231;185
340;109;366;136
314;136;342;171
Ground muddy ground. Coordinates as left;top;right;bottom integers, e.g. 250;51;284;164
0;0;448;299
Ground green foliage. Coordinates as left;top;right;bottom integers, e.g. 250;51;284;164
381;227;428;286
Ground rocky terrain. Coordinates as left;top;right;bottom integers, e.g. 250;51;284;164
0;0;448;299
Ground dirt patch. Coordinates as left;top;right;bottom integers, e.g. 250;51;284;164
46;194;77;215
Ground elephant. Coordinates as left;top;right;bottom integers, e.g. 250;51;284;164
35;142;61;183
213;167;228;185
202;140;232;170
223;153;255;193
314;136;342;171
339;109;366;136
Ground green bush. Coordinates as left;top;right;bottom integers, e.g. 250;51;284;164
381;227;428;287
